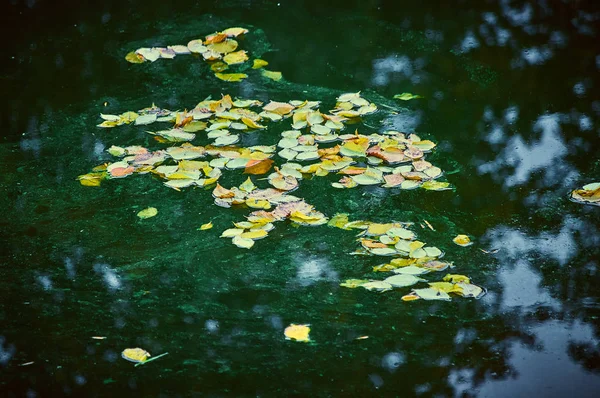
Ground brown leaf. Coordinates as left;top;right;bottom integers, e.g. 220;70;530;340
244;159;274;175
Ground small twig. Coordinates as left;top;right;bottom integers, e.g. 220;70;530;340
135;352;169;367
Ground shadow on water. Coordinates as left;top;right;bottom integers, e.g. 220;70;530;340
1;0;600;396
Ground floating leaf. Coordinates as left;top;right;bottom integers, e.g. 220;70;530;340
393;265;429;276
137;207;158;219
393;93;423;101
263;101;295;115
443;274;470;283
262;70;282;81
223;50;249;65
122;348;150;363
413;287;451;301
135;114;157;125
252;59;269;69
222;27;249;37
244;159;274;175
340;279;369;288
199;222;213;230
422;181;451;191
424;247;442;257
384;274;425;288
453;234;472;247
221;228;244;238
284;324;310;342
208;39;238;54
361;281;393;292
570;182;600;206
232;235;255;249
240;229;268;240
455;282;485;298
78;172;105;187
214;72;248;82
125;51;144;63
328;213;350;229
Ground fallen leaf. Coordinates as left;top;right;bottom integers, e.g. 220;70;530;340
262;70;282;81
137;207;158;219
244;159;274;175
232;235;255;249
393;93;423;101
284;324;310;342
121;348;150;363
125;51;144;63
453;234;472;247
252;59;269;69
199;222;213;230
340;279;369;288
214;73;248;82
223;50;249;65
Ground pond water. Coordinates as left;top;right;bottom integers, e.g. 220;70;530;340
2;0;600;396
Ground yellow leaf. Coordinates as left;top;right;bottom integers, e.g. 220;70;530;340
366;223;394;236
125;51;144;64
241;117;265;129
199;222;213;230
239;177;256;193
284;324;310;342
207;39;238;54
223;50;249;65
443;274;471;284
327;213;350;229
339;279;369;288
262;69;282;81
252;59;269;69
137;207;158;219
121;348;150;363
214;73;248;82
77;172;105;187
244;158;274;175
401;294;420;302
246;198;271;210
221;228;244;238
263;101;295;115
232;235;255;249
240;229;268;240
429;282;462;293
222;27;249;37
210;61;229;72
453;234;472;246
213;183;235;199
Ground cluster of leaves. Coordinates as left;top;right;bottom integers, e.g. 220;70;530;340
124;27;280;82
570;182;600;206
79;26;479;312
80;92;450;196
332;215;485;302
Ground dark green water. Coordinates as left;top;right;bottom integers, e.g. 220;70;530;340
2;0;600;396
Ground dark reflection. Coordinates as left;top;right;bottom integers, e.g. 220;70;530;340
1;0;600;396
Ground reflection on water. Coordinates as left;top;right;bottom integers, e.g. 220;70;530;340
1;0;600;396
